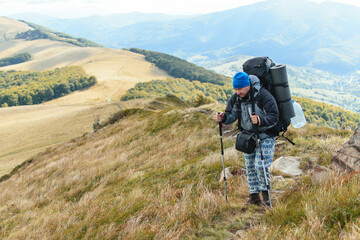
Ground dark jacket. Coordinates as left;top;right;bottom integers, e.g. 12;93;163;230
222;75;279;139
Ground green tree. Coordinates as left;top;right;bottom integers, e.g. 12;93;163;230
18;92;33;105
2;92;19;106
54;83;71;98
193;94;213;107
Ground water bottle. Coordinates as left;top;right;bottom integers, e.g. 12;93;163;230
291;100;306;128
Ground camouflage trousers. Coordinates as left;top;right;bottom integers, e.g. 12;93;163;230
243;137;275;194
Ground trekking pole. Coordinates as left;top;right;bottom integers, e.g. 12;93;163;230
249;83;272;208
257;136;272;208
218;118;228;201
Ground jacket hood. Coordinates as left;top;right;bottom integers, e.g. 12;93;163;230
239;75;261;101
249;75;261;94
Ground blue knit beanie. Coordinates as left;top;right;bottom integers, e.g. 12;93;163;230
233;72;250;89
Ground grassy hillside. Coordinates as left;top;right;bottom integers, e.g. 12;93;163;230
0;20;171;182
0;47;171;176
16;21;102;48
0;102;123;177
0;45;171;104
0;96;355;239
121;78;233;103
0;17;32;41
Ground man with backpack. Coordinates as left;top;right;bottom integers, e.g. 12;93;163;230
216;71;279;206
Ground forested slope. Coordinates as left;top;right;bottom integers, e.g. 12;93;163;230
0;66;96;106
0;53;31;67
121;78;232;103
129;48;230;85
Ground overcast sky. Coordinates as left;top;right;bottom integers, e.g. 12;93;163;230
1;0;359;18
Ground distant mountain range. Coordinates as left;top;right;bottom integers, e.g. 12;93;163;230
9;0;360;75
2;7;360;113
8;12;193;48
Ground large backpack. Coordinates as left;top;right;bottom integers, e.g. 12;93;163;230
242;56;275;92
228;57;295;144
244;57;294;143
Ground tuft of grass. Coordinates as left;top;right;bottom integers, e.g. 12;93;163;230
243;173;360;239
275;124;352;167
145;109;184;134
99;108;151;129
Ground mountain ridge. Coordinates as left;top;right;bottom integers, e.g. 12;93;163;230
13;0;360;74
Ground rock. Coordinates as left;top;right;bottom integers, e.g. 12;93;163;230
330;126;360;173
271;175;295;189
311;165;331;185
272;175;285;182
270;156;303;177
219;167;233;182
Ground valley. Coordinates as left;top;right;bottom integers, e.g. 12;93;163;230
0;17;170;175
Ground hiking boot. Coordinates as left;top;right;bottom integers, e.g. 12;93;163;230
245;193;261;205
261;191;271;207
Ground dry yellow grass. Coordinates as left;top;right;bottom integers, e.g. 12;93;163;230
0;17;172;175
43;48;170;104
0;17;32;41
0;103;122;176
0;97;355;239
0;40;170;104
1;18;358;239
0;17;170;105
0;99;242;239
241;172;360;240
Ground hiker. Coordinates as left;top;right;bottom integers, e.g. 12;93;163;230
216;72;279;206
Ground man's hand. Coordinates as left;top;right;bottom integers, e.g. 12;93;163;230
250;114;261;125
216;112;224;123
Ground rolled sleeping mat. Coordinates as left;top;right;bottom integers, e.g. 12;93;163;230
269;64;295;120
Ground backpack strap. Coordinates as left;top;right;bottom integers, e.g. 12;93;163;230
235;95;243;131
249;82;256;116
276;130;296;145
252;84;295;145
249;82;259;136
272;83;288;88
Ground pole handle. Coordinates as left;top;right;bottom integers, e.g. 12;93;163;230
218;122;223;136
217;112;223;136
218;122;224;155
